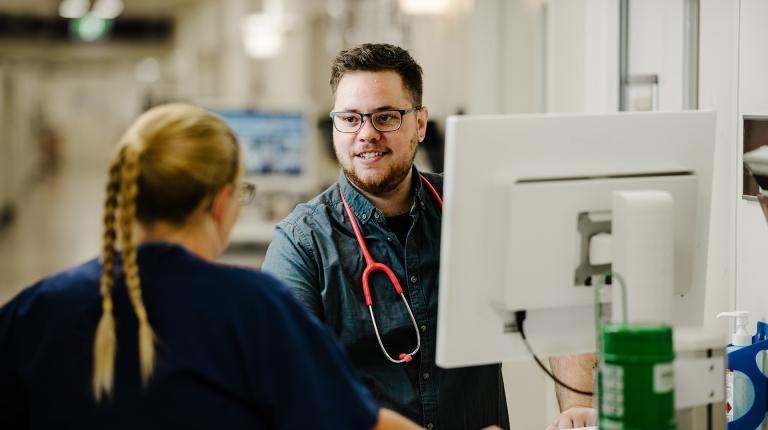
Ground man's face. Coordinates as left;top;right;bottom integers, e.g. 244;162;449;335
332;70;427;195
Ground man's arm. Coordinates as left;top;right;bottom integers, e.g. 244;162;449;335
262;222;324;318
550;353;595;410
547;353;596;429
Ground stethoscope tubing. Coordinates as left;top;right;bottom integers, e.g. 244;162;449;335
369;296;421;364
339;174;443;364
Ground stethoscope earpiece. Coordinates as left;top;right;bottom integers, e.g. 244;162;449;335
339;175;443;365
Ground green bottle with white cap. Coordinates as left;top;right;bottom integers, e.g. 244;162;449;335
594;272;676;429
599;322;676;430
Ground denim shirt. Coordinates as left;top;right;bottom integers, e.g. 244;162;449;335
263;168;509;429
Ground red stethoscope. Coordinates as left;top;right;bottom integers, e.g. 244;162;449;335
339;175;443;364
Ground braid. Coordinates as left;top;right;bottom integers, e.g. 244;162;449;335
119;146;157;387
92;151;123;401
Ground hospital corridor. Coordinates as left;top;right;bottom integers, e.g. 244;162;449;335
0;160;106;304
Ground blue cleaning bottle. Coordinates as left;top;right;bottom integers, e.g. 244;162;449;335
755;320;768;430
717;311;767;429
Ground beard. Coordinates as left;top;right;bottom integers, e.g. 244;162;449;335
340;134;418;195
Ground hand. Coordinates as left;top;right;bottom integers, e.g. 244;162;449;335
545;407;596;429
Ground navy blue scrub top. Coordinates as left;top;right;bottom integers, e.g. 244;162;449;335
0;242;379;430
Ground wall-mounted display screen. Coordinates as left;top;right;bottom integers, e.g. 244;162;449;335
215;111;306;176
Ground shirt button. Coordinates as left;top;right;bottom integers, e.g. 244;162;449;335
373;212;380;219
420;324;427;333
420;201;426;209
427;424;434;429
387;237;393;242
361;213;367;220
410;275;417;283
423;372;430;380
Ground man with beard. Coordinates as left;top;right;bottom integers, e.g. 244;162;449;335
263;43;592;429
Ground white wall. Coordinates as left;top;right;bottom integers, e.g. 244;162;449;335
173;1;231;103
692;0;739;334
260;1;315;108
735;0;768;321
171;0;343;111
43;62;148;167
545;0;588;112
627;0;686;111
0;39;174;183
408;12;471;118
0;65;43;199
468;0;545;114
584;0;619;112
556;0;689;113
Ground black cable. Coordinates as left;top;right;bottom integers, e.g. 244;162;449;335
514;310;594;396
706;348;713;430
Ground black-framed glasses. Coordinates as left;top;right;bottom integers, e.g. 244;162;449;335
329;107;421;133
235;181;256;206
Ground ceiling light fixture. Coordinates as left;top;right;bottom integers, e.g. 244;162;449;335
241;14;284;59
91;0;124;20
58;0;90;19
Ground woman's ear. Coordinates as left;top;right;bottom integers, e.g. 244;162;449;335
211;184;235;223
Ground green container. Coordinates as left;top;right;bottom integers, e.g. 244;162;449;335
599;322;676;430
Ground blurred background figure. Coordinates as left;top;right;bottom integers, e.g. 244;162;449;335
744;146;768;223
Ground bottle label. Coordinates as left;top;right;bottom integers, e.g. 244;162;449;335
601;363;625;418
726;368;734;422
653;362;675;393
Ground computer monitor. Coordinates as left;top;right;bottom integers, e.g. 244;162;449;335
211;109;320;246
214;110;318;194
435;111;717;368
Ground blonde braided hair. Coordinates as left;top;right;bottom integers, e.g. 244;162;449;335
92;103;239;401
93;152;123;401
119;144;157;387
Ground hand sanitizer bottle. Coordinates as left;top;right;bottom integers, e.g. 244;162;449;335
717;311;755;423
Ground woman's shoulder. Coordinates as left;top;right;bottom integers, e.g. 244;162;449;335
212;263;282;287
207;264;294;303
1;258;101;319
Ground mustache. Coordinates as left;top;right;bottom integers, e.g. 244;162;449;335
352;145;390;155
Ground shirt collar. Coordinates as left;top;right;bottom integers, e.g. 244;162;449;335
337;166;426;225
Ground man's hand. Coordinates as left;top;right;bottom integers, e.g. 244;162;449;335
545;407;596;429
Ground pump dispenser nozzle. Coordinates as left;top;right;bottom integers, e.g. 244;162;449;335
717;311;752;346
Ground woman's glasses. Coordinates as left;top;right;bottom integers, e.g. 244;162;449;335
235;182;256;206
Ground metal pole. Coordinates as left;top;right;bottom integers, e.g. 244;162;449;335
619;0;629;111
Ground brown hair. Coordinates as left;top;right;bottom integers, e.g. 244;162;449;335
93;103;239;401
329;43;424;107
